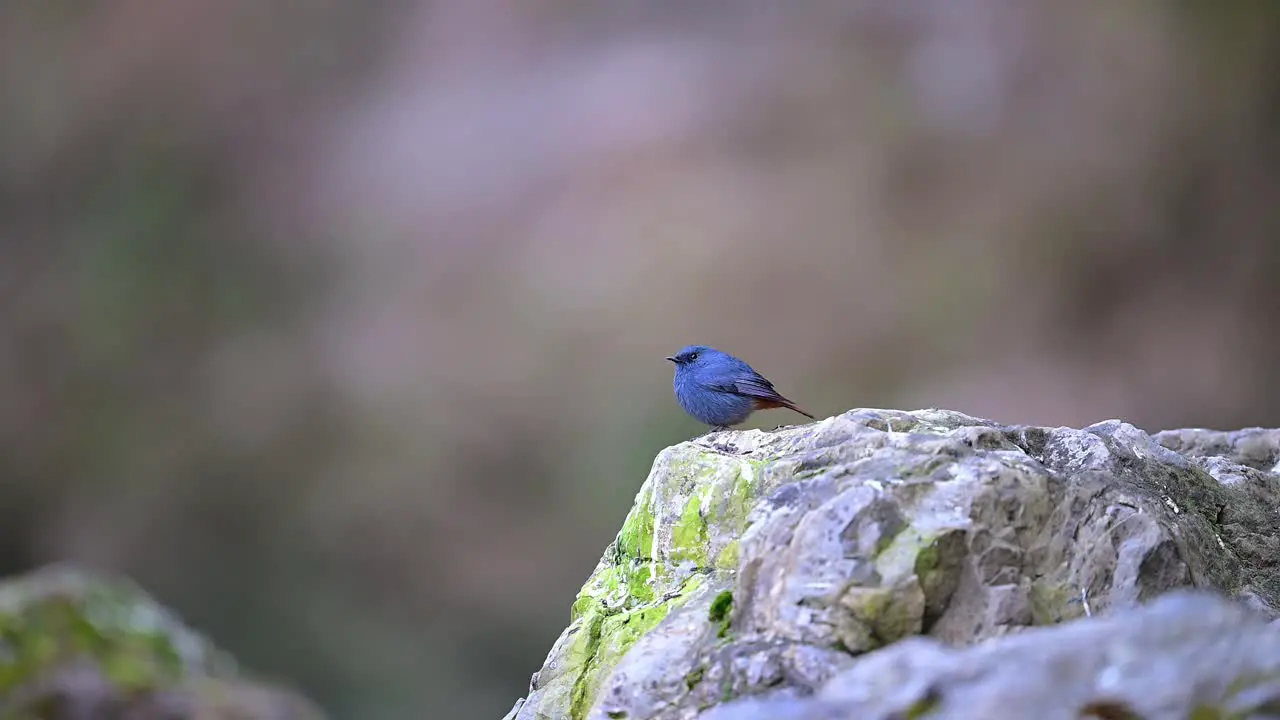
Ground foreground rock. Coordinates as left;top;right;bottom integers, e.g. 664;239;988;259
702;590;1280;720
507;409;1280;720
0;565;323;719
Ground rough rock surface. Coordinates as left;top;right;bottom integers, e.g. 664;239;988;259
0;564;323;719
506;409;1280;720
701;590;1280;720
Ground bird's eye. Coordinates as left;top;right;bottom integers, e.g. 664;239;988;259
687;352;699;361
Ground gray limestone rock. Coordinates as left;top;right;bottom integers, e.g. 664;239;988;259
508;409;1280;720
702;590;1280;720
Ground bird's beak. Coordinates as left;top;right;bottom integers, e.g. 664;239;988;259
665;356;677;363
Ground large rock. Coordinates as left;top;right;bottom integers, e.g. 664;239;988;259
507;409;1280;720
701;590;1280;720
0;564;323;719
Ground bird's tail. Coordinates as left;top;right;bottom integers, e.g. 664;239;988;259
755;396;816;420
782;399;817;420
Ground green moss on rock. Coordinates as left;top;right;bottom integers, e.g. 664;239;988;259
707;592;733;623
0;566;234;696
567;577;706;720
725;463;760;525
1029;579;1079;625
1185;705;1225;720
596;604;671;665
670;495;709;566
714;540;740;571
684;666;704;691
875;527;933;583
708;591;734;639
537;444;778;720
615;485;656;562
567;608;608;720
0;565;322;719
904;692;941;718
661;454;765;579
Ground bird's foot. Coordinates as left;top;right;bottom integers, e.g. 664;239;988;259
692;426;733;442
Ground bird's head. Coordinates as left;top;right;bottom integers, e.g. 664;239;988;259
666;345;719;371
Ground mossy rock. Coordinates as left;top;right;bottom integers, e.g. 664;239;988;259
508;409;1280;720
0;565;321;720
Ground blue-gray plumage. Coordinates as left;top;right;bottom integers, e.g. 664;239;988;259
666;345;815;431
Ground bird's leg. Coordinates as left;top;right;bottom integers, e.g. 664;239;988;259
692;425;731;441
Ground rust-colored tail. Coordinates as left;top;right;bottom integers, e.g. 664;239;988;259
753;396;816;420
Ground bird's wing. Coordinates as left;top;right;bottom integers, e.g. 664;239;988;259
729;374;782;400
709;371;816;419
705;371;778;400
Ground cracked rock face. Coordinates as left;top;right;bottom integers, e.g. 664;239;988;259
702;590;1280;720
506;409;1280;720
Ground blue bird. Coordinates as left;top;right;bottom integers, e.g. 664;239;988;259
666;345;816;431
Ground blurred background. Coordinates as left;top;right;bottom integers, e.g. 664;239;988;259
2;1;1279;718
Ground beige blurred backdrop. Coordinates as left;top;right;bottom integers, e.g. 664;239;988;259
2;2;1279;718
